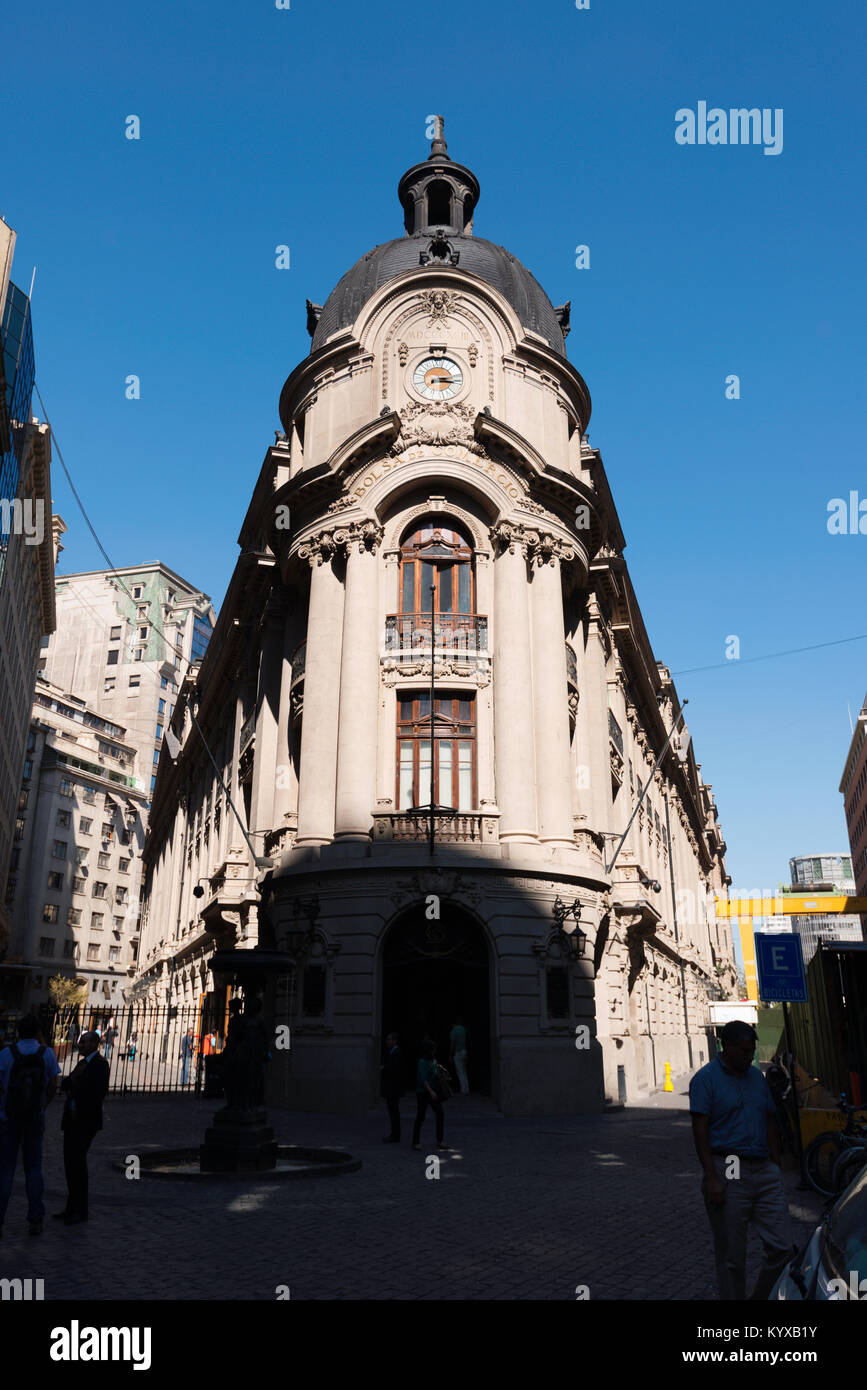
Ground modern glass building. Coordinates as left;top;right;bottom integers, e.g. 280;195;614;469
787;853;862;965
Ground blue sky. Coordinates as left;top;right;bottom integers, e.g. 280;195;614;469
4;0;866;893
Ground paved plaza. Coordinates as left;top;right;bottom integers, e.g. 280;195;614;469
0;1075;823;1301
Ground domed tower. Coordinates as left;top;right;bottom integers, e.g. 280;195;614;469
139;121;733;1117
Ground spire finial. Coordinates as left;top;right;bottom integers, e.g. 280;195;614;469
430;115;448;158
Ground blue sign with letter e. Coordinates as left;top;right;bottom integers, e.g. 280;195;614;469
755;933;808;1003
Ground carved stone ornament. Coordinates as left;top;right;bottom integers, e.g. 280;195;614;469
416;288;461;324
381;659;491;688
489;521;576;566
398;341;409;366
297;521;384;564
391;400;482;454
468;343;478;367
419;233;460;267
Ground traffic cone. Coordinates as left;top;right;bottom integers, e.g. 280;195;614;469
663;1061;673;1092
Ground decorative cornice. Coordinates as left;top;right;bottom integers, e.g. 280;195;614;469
297;520;384;565
489;520;576;565
390;400;482;454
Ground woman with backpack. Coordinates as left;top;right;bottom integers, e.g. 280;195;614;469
411;1039;448;1152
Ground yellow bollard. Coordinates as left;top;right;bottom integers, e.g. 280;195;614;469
663;1062;673;1092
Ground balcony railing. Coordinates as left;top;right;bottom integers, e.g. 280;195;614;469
565;642;577;687
608;709;624;758
384;613;488;665
239;710;256;752
290;641;306;687
373;811;485;843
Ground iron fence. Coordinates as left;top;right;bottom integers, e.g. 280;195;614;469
35;1002;233;1097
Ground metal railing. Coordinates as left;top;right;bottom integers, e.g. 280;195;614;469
36;1002;232;1098
608;708;624;757
565;642;578;686
384;613;488;663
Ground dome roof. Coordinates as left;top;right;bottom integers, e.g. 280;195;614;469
311;233;567;355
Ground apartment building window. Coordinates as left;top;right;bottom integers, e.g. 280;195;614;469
160;676;168;689
59;777;74;797
92;881;108;899
91;912;104;930
82;786;96;804
134;648;144;662
63;939;76;957
86;944;101;962
39;937;56;956
115;887;128;906
138;626;148;640
102;821;114;839
5;879;16;903
18;789;29;811
80;817;93;834
110;625;122;639
113;916;124;930
98;852;111;869
109;946;121;964
14;818;26;841
47;871;64;891
132;585;143;599
22;759;33;781
56;809;71;827
150;775;157;793
72;876;86;894
158;698;165;715
67;908;82;926
118;858;129;873
129;675;140;689
52;839;68;859
42;903;59;923
104;679;116;696
119;826;130;846
107;650;119;665
153;751;160;767
74;847;88;864
155;724;163;742
137;604;147;619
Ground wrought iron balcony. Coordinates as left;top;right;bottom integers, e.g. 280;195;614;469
565;642;578;688
239;710;256;752
290;641;306;687
383;613;488;666
608;708;624;758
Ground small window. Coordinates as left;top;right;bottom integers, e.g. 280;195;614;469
79;817;92;834
98;852;111;869
90;912;104;930
546;966;570;1019
52;839;68;859
82;786;96;803
47;871;64;891
158;699;165;715
86;943;101;962
92;881;108;899
39;936;56;956
119;858;130;873
302;965;327;1017
102;821;114;838
72;876;86;894
129;675;141;689
139;626;148;640
74;847;88;863
107;649;119;665
18;789;29;810
42;904;59;924
110;626;122;639
132;586;143;599
14;818;26;841
115;886;127;905
135;648;144;662
59;777;74;797
109;946;121;963
67;908;82;926
63;939;76;957
56;809;71;827
155;724;163;741
22;759;33;781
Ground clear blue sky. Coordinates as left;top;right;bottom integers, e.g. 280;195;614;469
4;0;866;893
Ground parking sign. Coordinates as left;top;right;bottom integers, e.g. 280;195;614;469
755;933;808;1003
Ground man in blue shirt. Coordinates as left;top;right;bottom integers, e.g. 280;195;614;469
0;1014;60;1238
689;1020;793;1300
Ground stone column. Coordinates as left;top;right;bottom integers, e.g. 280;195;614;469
250;591;286;834
272;601;298;828
491;523;537;842
530;546;575;847
294;532;346;846
335;523;382;839
584;596;614;836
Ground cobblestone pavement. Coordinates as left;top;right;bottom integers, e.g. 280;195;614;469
0;1075;823;1301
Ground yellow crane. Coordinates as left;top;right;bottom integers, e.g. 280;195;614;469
716;895;867;1001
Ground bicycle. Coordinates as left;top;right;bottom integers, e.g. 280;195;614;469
830;1137;867;1195
803;1093;867;1198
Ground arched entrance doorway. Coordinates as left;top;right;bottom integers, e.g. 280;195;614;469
381;903;491;1095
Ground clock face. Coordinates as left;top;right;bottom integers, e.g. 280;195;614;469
412;356;463;401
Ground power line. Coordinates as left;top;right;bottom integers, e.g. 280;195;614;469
672;632;867;677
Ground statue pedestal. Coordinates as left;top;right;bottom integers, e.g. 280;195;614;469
199;1106;278;1172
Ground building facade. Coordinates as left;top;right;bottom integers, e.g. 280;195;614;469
39;563;215;803
1;676;148;1015
135;123;736;1114
0;215;65;951
842;705;867;941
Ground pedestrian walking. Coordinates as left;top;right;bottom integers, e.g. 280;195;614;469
411;1039;446;1152
103;1020;117;1063
0;1014;60;1238
180;1028;194;1086
55;1030;110;1226
449;1016;469;1094
380;1032;404;1143
689;1020;794;1300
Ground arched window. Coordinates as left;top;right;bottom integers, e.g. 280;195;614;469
426;179;452;227
399;522;473;617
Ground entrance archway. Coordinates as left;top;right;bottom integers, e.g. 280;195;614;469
381;903;491;1095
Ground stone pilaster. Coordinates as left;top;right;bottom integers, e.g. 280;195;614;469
530;551;574;846
335;523;383;839
294;531;347;846
490;522;537;842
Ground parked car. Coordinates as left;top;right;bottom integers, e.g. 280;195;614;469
771;1163;867;1299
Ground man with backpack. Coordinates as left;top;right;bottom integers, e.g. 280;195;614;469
0;1014;60;1238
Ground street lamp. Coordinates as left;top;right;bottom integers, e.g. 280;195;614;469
552;896;588;957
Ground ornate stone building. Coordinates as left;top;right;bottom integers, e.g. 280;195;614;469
135;122;736;1114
